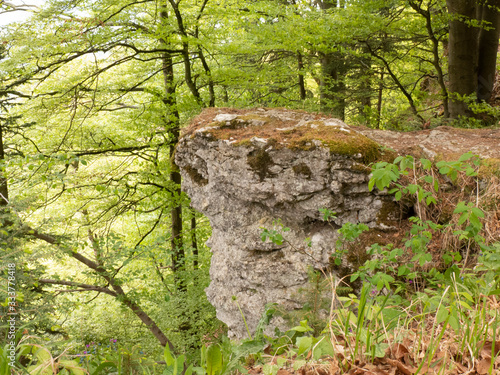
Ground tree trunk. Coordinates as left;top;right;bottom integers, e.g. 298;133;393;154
0;123;8;207
190;210;198;270
160;3;185;290
446;0;500;118
318;0;346;120
477;0;500;102
319;52;346;120
297;52;306;100
376;70;384;129
409;0;449;118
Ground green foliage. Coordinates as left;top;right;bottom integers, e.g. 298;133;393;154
1;0;499;369
260;219;290;246
331;222;369;266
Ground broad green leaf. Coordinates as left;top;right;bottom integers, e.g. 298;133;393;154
296;336;313;356
206;345;223;375
436;306;449;324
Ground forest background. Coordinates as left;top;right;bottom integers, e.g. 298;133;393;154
1;0;500;373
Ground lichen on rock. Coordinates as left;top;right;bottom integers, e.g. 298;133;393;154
175;108;397;339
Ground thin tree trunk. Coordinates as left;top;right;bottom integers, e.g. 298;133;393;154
160;3;185;290
366;43;424;122
297;52;306;100
0;123;8;207
190;210;199;269
33;231;176;351
409;0;449;118
376;70;384;129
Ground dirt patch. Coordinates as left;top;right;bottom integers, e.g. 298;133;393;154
354;125;500;162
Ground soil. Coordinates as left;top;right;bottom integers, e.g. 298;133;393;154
354;125;500;161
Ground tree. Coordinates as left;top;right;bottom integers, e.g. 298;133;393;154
447;0;500;118
1;0;219;352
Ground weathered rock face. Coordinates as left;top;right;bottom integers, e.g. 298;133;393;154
175;108;399;339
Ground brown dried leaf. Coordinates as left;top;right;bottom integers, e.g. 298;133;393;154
477;358;493;375
480;340;500;359
454;362;468;373
248;366;262;375
329;360;339;375
386;343;410;360
347;367;365;375
403;353;415;367
365;363;391;375
385;358;416;375
276;369;292;375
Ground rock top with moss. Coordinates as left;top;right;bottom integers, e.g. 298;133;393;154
175;108;398;339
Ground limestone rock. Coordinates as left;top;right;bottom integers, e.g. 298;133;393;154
175;108;398;339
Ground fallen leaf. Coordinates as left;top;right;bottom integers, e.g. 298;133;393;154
276;369;291;375
477;358;493;375
454;362;468;373
385;358;416;375
248;366;262;375
480;341;500;359
386;343;410;360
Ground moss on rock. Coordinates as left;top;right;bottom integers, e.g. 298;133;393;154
247;148;274;182
185;109;385;165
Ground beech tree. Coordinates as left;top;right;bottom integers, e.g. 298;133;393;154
1;0;218;351
447;0;500;118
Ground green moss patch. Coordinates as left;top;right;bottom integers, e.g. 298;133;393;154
185;109;385;165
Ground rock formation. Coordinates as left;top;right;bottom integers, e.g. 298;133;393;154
175;108;400;339
176;108;500;339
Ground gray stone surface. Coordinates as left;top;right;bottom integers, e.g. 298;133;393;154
175;108;394;339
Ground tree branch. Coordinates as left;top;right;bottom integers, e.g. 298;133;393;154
39;279;117;297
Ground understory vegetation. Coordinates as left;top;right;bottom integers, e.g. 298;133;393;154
3;152;500;374
1;0;500;374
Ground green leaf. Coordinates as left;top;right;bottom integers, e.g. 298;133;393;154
449;314;460;330
436;306;449;324
206;345;223;375
471;207;485;218
164;345;175;367
296;336;313;356
407;184;418;195
458;152;473;162
426;196;436;205
368;178;375;191
90;362;116;375
291;320;314;333
423;175;434;184
438;166;450;175
457;300;472;310
420;158;432;170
